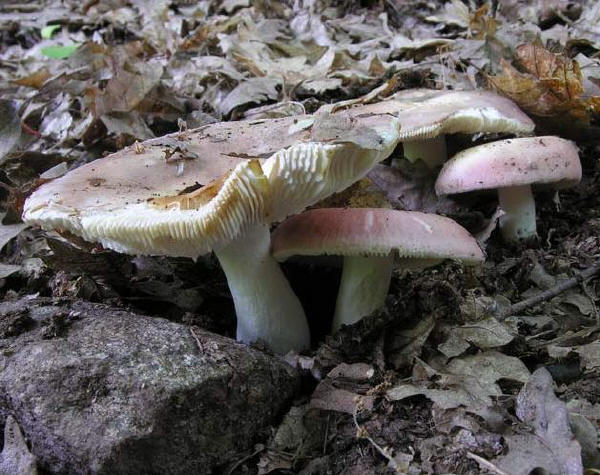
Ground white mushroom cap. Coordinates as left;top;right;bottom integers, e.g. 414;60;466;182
22;116;313;256
271;208;484;265
23;110;401;258
23;113;403;354
435;136;582;195
24;157;269;258
345;89;535;141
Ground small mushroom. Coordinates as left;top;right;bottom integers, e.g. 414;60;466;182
435;136;582;243
344;89;535;169
271;208;484;331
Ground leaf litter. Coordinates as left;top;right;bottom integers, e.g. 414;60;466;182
2;0;600;473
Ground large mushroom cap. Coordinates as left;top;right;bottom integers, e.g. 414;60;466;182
23;108;402;257
435;136;582;196
271;208;484;265
23;116;311;249
345;89;535;141
24;155;269;258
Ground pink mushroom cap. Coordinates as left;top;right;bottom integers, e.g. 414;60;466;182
271;208;484;265
435;136;582;196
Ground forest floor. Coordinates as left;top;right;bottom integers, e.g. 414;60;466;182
1;0;600;473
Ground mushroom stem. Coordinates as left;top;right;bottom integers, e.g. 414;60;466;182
402;136;447;170
332;254;394;332
497;185;537;242
215;224;310;354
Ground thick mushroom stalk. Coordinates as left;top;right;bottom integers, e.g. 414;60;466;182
497;185;536;242
272;208;485;331
216;224;309;353
333;254;393;332
435;136;582;243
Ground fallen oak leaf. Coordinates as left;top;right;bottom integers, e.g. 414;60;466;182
494;368;583;475
488;41;599;125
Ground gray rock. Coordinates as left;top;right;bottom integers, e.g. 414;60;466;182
0;298;299;474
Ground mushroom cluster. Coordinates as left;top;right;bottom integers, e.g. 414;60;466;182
23;108;401;354
23;88;582;354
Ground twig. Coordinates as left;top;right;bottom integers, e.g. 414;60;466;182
189;326;205;353
497;261;600;320
353;399;402;473
21;121;41;138
466;452;509;475
226;445;266;475
322;414;330;455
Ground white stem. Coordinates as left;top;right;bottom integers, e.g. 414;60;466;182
332;254;394;332
402;135;447;169
497;185;537;242
215;224;310;354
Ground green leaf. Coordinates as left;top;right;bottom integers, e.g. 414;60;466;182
41;24;61;39
41;44;80;59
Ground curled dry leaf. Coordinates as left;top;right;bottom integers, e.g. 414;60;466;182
488;41;600;125
0;212;28;278
388;315;435;370
94;59;164;117
218;77;281;117
310;363;375;414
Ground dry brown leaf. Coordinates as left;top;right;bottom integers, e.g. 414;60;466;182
438;317;515;358
310;363;375;414
0;100;21;165
468;4;498;40
94;59;164;117
218;77;281;116
13;68;51;89
488;41;599;124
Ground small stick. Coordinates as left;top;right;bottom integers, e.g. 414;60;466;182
466;452;509;475
189;326;205;353
353;399;401;473
497;261;600;320
21;121;41;138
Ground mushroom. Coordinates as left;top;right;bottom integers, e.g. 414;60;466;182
271;208;485;331
23;112;402;354
342;89;535;169
435;136;582;243
23;157;310;352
